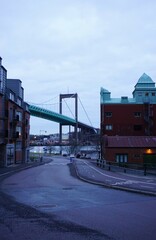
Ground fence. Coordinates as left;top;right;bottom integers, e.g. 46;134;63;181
96;159;156;176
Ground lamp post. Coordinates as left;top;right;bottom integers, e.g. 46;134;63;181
40;130;47;136
39;130;47;161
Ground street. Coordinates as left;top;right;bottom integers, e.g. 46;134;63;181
0;156;156;240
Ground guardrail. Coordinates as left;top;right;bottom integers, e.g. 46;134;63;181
96;159;156;176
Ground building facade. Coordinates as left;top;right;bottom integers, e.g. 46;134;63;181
0;58;30;167
0;57;7;165
100;73;156;164
101;73;156;136
102;135;156;164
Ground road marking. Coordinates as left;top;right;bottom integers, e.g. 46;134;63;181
83;161;127;181
45;162;67;166
140;185;154;189
112;180;139;186
0;171;15;176
83;161;156;186
0;166;33;176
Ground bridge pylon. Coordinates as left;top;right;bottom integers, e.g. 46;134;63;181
59;93;78;146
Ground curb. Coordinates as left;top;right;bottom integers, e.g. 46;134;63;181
0;159;53;178
73;162;156;197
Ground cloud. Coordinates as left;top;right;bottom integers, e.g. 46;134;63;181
1;0;156;134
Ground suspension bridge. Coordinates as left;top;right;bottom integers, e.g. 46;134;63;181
28;104;96;131
28;93;98;144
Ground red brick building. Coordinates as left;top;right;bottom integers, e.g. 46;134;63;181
102;135;156;164
0;57;7;165
0;58;30;166
100;73;156;164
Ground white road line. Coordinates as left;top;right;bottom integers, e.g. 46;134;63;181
83;161;127;181
45;163;67;166
0;171;15;176
140;185;154;189
0;166;32;176
83;161;156;186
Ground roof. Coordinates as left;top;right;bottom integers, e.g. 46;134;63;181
137;73;154;84
101;73;156;104
101;98;136;104
100;87;110;93
134;73;155;90
104;136;156;148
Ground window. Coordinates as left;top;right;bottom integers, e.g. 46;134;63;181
10;92;15;101
134;125;142;131
105;112;112;117
25;105;29;111
134;154;141;159
25;118;29;125
145;92;149;96
0;68;6;93
152;93;155;96
16;111;22;121
17;98;22;106
134;112;141;117
16;141;22;150
9;108;13;121
116;154;128;163
0;80;2;92
105;125;113;130
16;126;22;137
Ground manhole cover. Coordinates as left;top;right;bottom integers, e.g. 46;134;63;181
6;183;17;185
35;204;57;208
62;187;73;190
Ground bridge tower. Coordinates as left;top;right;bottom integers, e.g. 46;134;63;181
59;93;78;145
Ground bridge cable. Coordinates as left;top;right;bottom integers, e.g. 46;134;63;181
28;94;94;128
78;96;93;127
62;99;75;118
38;95;58;104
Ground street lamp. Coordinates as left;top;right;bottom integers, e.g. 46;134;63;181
39;130;47;142
39;130;47;161
40;130;47;136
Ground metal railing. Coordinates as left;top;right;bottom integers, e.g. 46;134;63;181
96;159;156;176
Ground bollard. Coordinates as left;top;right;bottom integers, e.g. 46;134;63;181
97;159;99;166
99;160;101;167
144;164;147;176
108;162;111;171
70;156;72;163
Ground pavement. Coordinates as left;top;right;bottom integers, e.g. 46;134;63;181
0;157;52;179
0;157;156;196
73;158;156;196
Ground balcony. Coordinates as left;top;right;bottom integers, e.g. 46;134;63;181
0;130;8;144
14;115;20;122
0;130;4;138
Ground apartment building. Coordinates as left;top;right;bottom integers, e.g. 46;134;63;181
0;58;30;166
0;57;7;165
100;73;156;164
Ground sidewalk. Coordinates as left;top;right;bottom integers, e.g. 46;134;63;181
0;157;52;178
73;159;156;196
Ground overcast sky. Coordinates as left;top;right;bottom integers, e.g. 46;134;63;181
1;0;156;134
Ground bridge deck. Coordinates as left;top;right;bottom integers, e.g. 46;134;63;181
29;104;96;132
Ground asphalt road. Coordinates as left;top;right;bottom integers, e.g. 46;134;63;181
74;159;156;195
0;156;156;240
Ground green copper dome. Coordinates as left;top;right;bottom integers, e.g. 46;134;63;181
137;73;154;84
134;73;155;89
